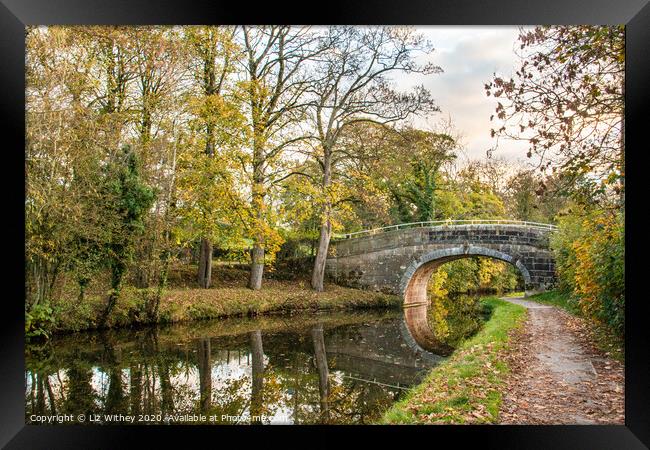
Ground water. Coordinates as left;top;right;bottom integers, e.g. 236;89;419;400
25;309;449;425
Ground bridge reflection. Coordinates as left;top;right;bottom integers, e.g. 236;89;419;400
325;315;445;385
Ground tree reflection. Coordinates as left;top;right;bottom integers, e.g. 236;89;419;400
249;330;264;424
130;364;143;416
26;311;434;425
64;359;97;418
196;338;212;414
311;324;330;423
101;333;128;415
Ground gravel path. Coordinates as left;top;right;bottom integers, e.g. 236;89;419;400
498;296;624;424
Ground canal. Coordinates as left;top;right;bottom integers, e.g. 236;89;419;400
25;295;488;425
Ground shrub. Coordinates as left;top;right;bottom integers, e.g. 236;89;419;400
25;302;56;339
551;208;624;337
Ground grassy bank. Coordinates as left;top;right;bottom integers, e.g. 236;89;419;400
380;297;527;424
43;266;400;334
527;290;624;362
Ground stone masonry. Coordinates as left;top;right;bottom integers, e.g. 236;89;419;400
325;224;556;297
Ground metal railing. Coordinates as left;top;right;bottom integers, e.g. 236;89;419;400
334;219;559;240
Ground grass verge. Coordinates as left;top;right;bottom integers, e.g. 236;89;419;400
500;290;525;298
380;297;527;424
527;290;624;362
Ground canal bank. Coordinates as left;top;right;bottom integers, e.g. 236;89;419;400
44;277;401;335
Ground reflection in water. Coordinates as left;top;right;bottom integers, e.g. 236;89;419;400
197;338;211;414
403;303;454;356
426;293;491;349
26;309;455;425
311;324;330;423
249;330;264;424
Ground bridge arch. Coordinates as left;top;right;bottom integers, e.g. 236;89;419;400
399;245;532;298
398;245;532;356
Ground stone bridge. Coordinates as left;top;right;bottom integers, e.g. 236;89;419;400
326;220;557;298
326;221;557;353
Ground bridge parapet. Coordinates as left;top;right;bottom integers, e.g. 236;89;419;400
332;224;553;258
335;219;557;240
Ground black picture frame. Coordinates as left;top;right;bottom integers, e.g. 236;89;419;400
2;1;648;448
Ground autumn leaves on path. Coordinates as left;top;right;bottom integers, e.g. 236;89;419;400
499;297;624;424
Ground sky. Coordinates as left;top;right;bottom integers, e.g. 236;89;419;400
393;26;530;165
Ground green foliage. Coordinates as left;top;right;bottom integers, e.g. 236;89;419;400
437;165;507;220
377;128;458;223
430;257;520;297
25;302;56;339
96;146;156;323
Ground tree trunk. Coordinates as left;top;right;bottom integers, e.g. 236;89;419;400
101;292;118;329
248;178;265;290
197;238;213;289
311;149;332;292
311;220;331;292
248;109;266;290
248;243;264;290
248;149;264;290
101;265;124;328
29;257;56;310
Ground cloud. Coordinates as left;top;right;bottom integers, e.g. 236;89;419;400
391;26;532;164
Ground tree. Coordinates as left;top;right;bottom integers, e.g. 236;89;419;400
381;129;458;223
485;26;624;206
127;26;186;294
239;26;323;290
99;145;155;326
181;26;246;289
436;163;507;220
307;26;441;291
504;169;569;223
26;26;136;310
333;123;460;226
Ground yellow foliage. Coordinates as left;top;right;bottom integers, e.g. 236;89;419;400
552;208;624;336
428;270;450;339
